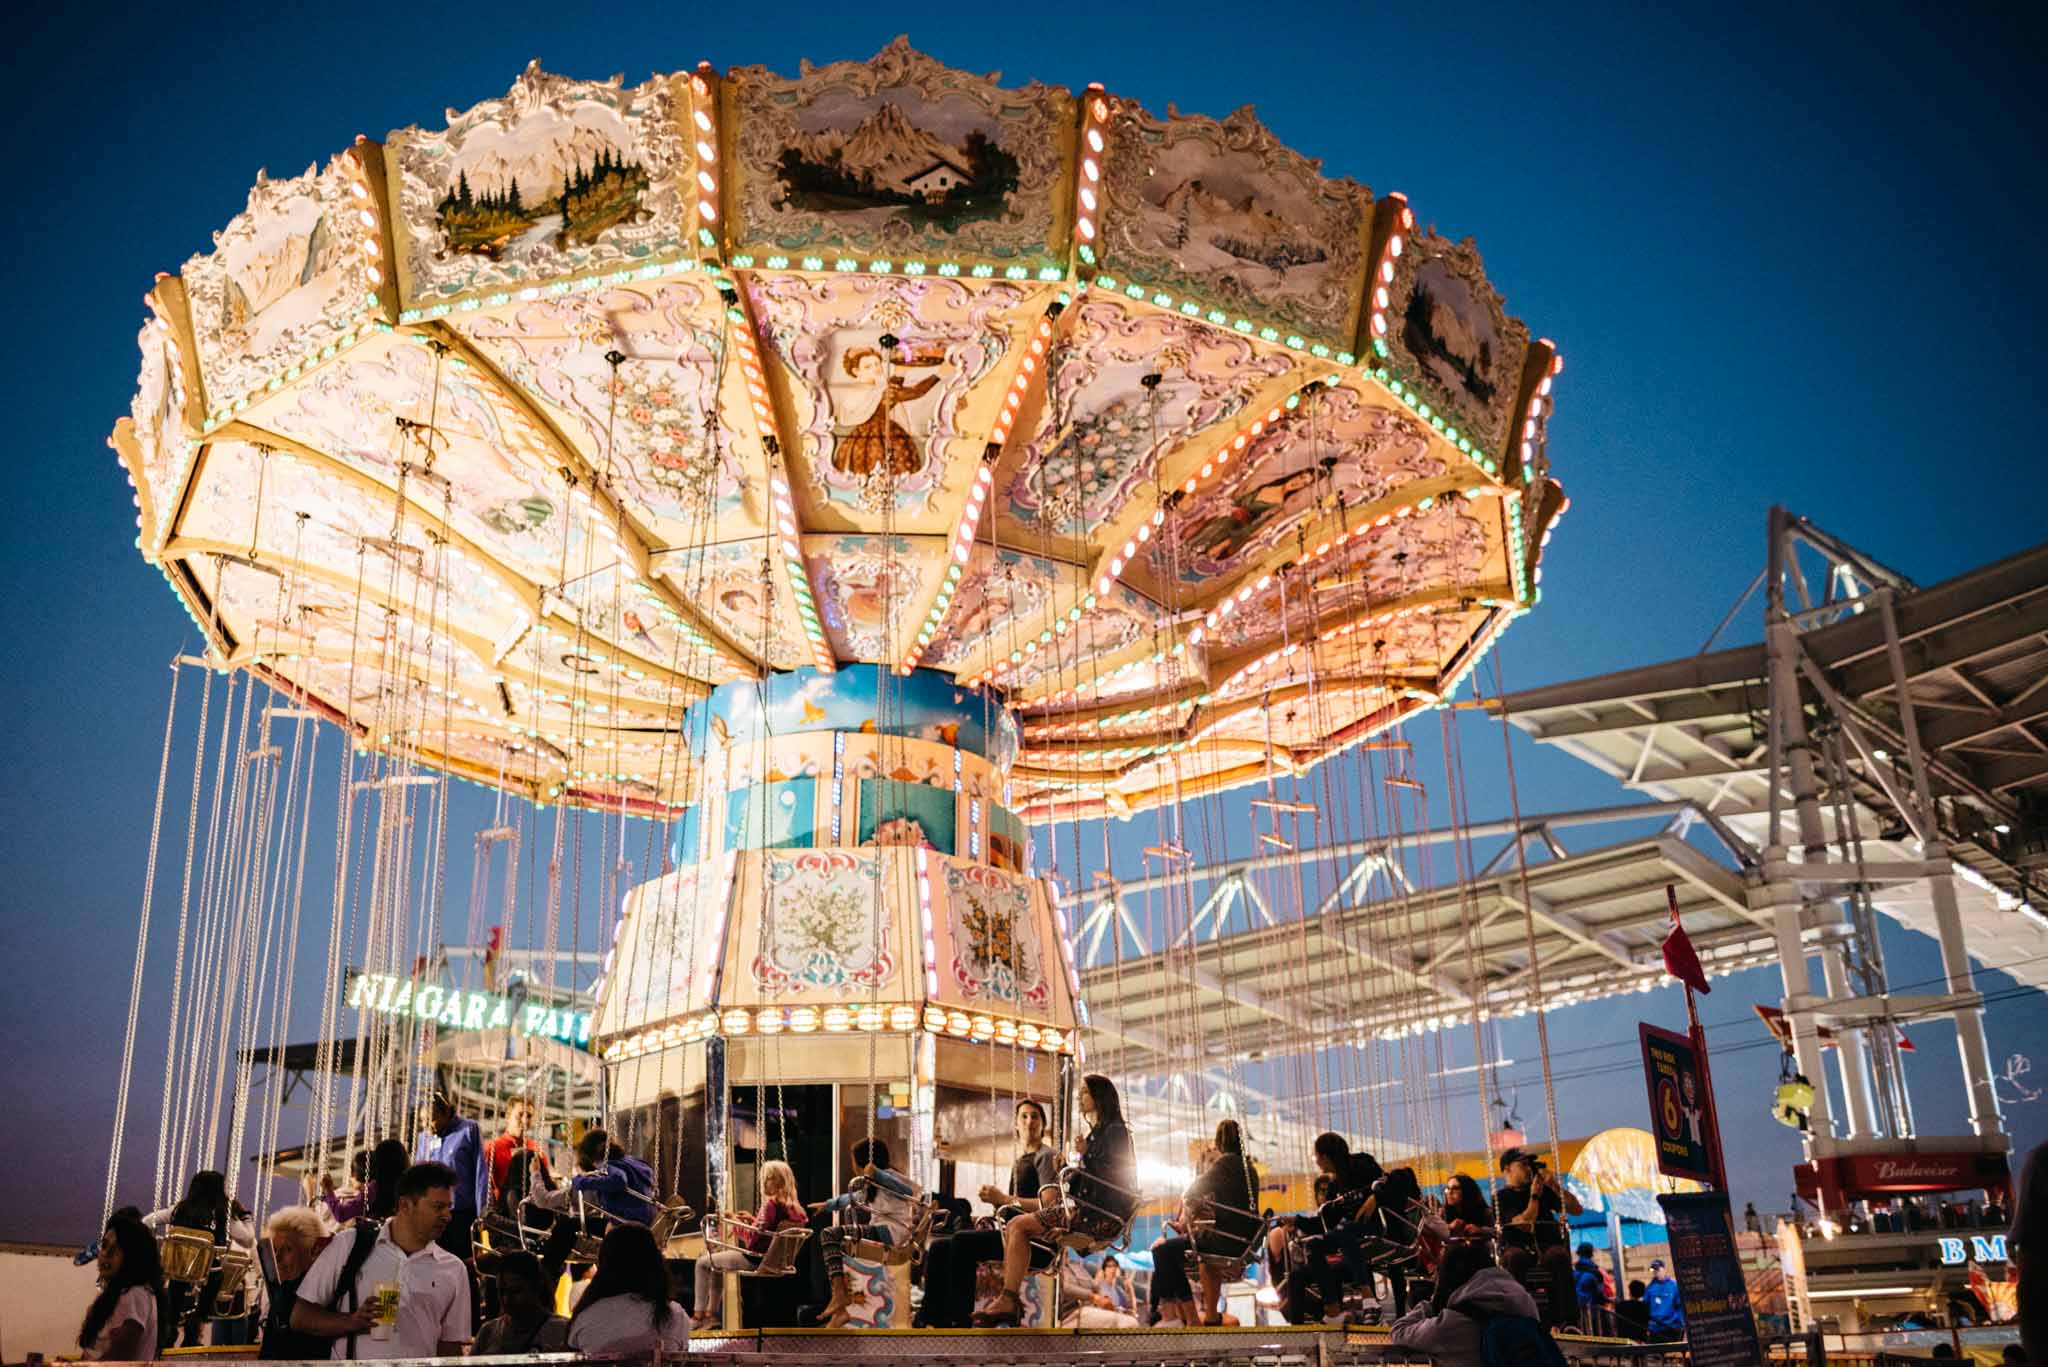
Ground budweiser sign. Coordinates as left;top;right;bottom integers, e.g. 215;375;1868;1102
1797;1149;2010;1198
1872;1158;1964;1181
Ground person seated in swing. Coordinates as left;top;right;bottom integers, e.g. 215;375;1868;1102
1150;1119;1263;1325
693;1159;806;1318
919;1097;1061;1328
974;1074;1136;1327
317;1140;408;1228
1270;1133;1385;1323
528;1128;658;1230
146;1169;260;1346
1494;1147;1578;1328
808;1138;921;1327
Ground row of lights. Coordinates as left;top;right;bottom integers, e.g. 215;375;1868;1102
1090;272;1355;360
735;254;1063;283
1016;643;1186;710
1364;195;1411;362
769;478;833;670
131;313;193;552
900;308;1055;673
690;68;720;244
899;461;994;673
398;259;702;325
1519;350;1564;478
1194;488;1458;645
1022;697;1192;740
602;1004;1072;1060
1170;385;1322;504
915;848;940;997
723;271;833;671
1072;89;1110;267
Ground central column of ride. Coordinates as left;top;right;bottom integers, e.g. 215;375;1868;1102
591;666;1085;1326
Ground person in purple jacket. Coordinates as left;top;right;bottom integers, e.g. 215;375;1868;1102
531;1129;661;1228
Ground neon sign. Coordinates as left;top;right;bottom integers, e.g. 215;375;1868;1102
345;972;592;1046
1936;1235;2006;1265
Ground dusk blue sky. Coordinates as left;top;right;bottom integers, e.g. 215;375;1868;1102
3;2;2045;1244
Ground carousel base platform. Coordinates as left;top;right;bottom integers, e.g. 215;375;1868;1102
139;1328;1675;1366
680;1325;1679;1365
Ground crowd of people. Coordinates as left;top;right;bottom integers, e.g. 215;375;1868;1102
75;1079;2047;1364
75;1094;695;1360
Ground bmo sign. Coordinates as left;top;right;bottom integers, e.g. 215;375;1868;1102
1936;1235;2008;1265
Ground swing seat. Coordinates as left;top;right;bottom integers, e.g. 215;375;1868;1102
705;1215;810;1275
848;1201;934;1268
209;1248;254;1319
515;1200;562;1255
473;1212;523;1262
1184;1198;1269;1283
1040;1165;1137;1257
648;1196;697;1245
160;1227;216;1286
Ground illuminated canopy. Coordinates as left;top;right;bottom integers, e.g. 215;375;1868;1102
114;38;1564;820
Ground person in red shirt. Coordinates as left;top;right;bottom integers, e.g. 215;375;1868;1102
484;1099;541;1212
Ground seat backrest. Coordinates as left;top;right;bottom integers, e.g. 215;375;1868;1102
160;1227;216;1286
753;1226;809;1275
211;1248;254;1314
1190;1201;1268;1277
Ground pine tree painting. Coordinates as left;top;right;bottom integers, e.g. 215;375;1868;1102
435;138;651;260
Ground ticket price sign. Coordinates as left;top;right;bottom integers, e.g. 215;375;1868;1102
1640;1022;1717;1184
1658;1191;1766;1367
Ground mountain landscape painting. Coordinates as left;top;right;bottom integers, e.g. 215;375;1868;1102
430;106;652;261
1401;256;1503;416
1101;105;1368;342
773;96;1020;234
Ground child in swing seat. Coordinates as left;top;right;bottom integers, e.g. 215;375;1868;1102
811;1139;921;1327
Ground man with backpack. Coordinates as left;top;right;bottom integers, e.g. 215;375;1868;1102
289;1162;472;1359
1388;1240;1566;1366
1572;1242;1611;1326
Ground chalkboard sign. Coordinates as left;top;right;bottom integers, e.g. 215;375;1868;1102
1657;1191;1766;1367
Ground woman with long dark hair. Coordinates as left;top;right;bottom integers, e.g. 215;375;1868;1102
566;1223;689;1353
1150;1118;1263;1325
80;1215;164;1360
1441;1174;1492;1227
975;1073;1137;1326
145;1170;257;1346
314;1139;408;1226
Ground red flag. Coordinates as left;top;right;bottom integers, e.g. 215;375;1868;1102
1662;917;1711;994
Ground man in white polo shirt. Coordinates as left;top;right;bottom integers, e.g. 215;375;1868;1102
292;1160;472;1359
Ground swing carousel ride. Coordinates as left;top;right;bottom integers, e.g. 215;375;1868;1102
105;38;1568;1330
